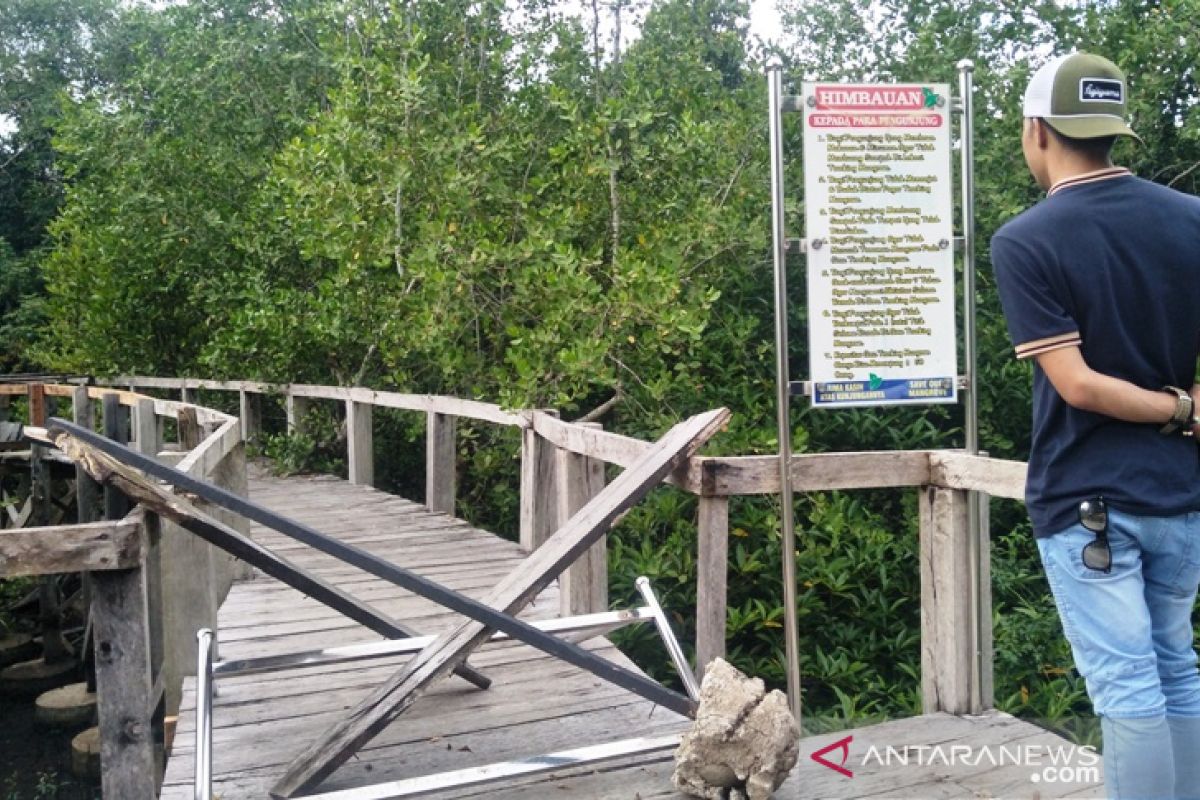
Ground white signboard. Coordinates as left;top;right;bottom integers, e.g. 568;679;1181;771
802;82;957;408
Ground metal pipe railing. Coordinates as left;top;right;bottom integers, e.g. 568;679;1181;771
635;576;701;701
194;628;214;800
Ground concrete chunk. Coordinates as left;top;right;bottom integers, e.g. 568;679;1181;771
673;658;799;799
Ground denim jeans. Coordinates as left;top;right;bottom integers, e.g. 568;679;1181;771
1038;509;1200;800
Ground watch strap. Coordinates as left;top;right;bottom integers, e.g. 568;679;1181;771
1160;386;1194;435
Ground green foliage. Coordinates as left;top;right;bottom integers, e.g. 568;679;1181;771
0;240;46;371
259;406;346;478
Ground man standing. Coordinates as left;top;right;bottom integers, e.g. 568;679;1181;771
992;52;1200;799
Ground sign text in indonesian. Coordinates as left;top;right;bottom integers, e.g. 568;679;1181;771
802;82;957;407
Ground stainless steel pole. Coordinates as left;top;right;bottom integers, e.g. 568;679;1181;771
195;628;214;800
957;58;984;712
635;577;701;702
766;58;802;727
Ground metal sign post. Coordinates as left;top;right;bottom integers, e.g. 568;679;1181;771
957;58;989;712
766;57;803;729
765;57;983;727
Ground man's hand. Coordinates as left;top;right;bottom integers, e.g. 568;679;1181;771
1035;346;1179;425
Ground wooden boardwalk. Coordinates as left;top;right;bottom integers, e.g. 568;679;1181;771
160;467;1105;799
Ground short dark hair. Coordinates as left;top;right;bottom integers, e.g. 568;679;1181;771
1041;120;1117;161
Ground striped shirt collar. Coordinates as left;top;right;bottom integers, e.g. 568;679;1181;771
1047;166;1132;196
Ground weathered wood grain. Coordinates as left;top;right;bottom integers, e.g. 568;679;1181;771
518;424;558;551
930;450;1026;501
176;417;241;478
91;561;157;799
555;422;607;616
425;411;456;515
346;399;374;487
695;494;729;676
920;486;976;715
0;518;143;577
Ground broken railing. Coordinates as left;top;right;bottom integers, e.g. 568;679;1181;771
15;396;725;797
105;375;1026;718
0;381;249;798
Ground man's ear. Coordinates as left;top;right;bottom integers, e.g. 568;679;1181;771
1033;118;1050;150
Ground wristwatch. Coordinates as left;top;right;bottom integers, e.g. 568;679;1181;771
1160;385;1195;435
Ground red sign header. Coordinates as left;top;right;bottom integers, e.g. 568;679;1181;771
814;85;933;111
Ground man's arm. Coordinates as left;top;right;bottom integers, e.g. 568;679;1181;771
1035;346;1195;429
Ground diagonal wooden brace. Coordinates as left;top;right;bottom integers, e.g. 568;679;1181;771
271;407;730;797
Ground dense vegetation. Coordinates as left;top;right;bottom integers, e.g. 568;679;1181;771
3;0;1198;738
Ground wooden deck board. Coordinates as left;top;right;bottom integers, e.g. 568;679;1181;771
160;466;1104;799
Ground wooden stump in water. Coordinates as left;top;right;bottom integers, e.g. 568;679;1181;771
0;655;79;696
70;726;102;781
0;632;38;668
35;682;97;728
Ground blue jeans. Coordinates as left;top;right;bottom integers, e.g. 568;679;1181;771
1038;509;1200;800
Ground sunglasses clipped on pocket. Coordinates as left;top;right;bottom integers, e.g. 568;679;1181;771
1078;496;1111;573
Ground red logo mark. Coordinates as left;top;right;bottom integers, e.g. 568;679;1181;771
811;734;854;778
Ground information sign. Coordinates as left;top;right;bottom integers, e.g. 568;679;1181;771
802;83;957;407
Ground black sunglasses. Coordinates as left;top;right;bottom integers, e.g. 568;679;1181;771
1079;496;1111;573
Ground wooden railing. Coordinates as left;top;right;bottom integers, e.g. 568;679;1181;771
103;376;1026;716
0;380;248;798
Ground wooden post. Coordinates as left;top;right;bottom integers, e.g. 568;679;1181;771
519;414;559;551
73;386;100;524
205;436;252;584
346;400;374;486
132;398;160;458
919;485;980;714
133;398;164;676
102;396;130;529
28;382;46;426
181;386;197;406
91;559;157;799
73;385;100;693
30;434;71;664
425;412;456;515
239;390;262;443
978;491;994;710
286;393;310;436
556;423;607;616
177;406;202;451
695;494;729;678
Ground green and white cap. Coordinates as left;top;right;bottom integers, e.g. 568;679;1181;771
1023;52;1140;140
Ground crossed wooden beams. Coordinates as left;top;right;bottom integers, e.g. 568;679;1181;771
43;406;729;797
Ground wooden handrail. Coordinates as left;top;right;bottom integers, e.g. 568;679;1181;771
101;375;1028;499
109;375;526;428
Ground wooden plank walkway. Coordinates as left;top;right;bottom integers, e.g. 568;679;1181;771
160;467;1105;799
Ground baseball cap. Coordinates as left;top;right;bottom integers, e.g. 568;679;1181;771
1023;52;1140;141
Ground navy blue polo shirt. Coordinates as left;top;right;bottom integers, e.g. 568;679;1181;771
991;169;1200;537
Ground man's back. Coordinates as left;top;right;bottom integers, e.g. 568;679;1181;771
992;172;1200;535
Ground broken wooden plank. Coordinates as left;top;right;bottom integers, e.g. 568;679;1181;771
0;517;143;577
271;407;730;798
